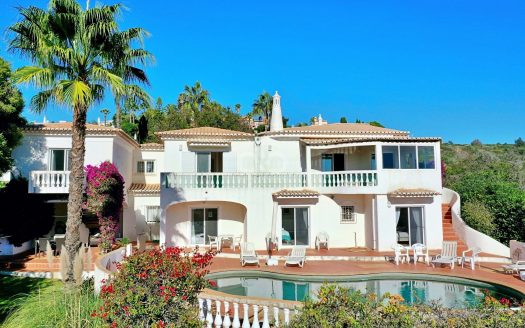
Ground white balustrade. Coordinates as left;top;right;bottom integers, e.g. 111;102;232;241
164;170;378;191
29;170;70;193
198;297;298;328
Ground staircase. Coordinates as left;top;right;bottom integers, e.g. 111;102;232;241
441;204;467;253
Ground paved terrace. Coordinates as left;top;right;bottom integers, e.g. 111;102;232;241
1;246;523;296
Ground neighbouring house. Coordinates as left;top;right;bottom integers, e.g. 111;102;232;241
8;92;447;252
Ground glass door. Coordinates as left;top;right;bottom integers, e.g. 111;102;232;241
191;208;218;245
281;207;309;246
395;207;425;245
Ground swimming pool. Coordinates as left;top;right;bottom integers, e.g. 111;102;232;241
207;271;524;308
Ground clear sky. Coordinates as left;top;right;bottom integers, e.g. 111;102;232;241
1;0;524;144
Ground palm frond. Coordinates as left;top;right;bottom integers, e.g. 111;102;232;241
30;89;55;113
13;66;55;87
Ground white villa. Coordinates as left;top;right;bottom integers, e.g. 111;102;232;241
6;92;447;252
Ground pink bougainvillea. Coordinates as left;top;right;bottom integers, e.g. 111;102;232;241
85;161;124;252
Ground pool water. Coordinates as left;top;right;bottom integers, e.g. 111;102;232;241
208;272;523;308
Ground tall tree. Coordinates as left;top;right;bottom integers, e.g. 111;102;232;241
9;0;150;286
137;114;148;143
251;92;272;131
0;57;25;174
181;81;209;112
100;108;110;126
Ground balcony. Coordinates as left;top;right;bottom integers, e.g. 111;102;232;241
163;170;378;193
29;171;70;193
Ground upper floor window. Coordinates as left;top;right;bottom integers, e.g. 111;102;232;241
49;149;71;171
137;160;155;173
418;146;435;169
146;206;161;223
382;145;435;170
321;153;345;172
196;152;223;173
341;206;356;223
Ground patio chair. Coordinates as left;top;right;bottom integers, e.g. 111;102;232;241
392;244;410;265
461;247;481;270
54;237;65;256
284;246;307;268
232;234;243;251
412;243;430;265
208;235;220;251
431;241;458;269
240;242;260;267
36;238;50;257
502;259;525;274
315;231;329;251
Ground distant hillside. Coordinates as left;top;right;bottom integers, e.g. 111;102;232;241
441;143;525;245
442;143;525;190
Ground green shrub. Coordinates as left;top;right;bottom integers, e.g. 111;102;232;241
95;246;215;327
288;284;525;328
462;200;495;236
3;279;102;328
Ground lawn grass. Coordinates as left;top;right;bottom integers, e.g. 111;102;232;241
0;275;57;323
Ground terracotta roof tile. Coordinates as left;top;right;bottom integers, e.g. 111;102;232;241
300;136;441;145
128;183;161;193
140;143;164;150
388;188;441;197
157;127;254;139
272;189;320;198
23;122;139;147
261;123;409;137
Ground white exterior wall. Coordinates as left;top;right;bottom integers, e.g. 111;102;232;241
125;194;162;241
132;150;164;184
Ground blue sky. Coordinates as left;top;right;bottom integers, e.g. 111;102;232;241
1;1;524;144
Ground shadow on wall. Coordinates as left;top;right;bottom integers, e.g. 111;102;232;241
13;136;48;176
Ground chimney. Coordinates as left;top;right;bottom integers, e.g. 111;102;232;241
269;91;283;132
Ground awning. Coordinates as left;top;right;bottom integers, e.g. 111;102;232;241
388;188;441;198
272;189;320;198
128;183;161;194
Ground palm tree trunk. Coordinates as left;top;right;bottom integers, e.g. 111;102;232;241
64;104;87;286
115;96;121;128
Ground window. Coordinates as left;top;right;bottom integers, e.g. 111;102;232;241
396;207;425;245
281;207;309;246
196;152;223;173
49;149;71;171
137;160;155;173
341;206;356;223
382;146;399;169
146;206;161;223
418;146;435;169
191;208;218;244
321;154;345;172
400;146;417;169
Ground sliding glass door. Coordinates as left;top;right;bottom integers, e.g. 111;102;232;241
281;207;309;246
395;207;425;245
191;208;218;244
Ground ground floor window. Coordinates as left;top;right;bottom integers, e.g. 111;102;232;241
191;208;218;245
396;207;424;245
281;207;309;246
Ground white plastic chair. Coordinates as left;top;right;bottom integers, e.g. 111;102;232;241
461;247;481;270
54;237;65;256
232;235;243;251
393;244;410;265
240;242;260;267
431;241;458;269
315;231;329;251
285;246;307;268
412;243;430;265
79;224;90;247
36;238;50;257
208;235;220;251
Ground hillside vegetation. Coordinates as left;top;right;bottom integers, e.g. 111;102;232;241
442;142;525;245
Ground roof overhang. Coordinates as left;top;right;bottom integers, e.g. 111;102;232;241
128;183;161;195
272;189;320;199
388;189;441;198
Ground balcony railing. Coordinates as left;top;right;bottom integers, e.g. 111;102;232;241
29;170;70;193
164;170;378;191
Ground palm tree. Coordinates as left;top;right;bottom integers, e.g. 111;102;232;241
181;81;209;112
235;103;241;114
251;92;272;131
9;0;150;286
100;108;110;126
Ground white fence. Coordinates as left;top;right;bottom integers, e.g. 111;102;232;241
29;170;70;193
164;170;378;191
93;247;126;294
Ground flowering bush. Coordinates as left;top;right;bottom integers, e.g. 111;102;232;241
95;247;216;327
289;284;525;328
84;161;124;252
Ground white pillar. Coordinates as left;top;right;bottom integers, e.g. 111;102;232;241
284;308;290;325
261;306;270;328
251;304;260;328
232;302;240;328
223;301;231;328
214;300;223;327
242;304;250;328
273;306;280;327
198;298;205;321
206;299;213;328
